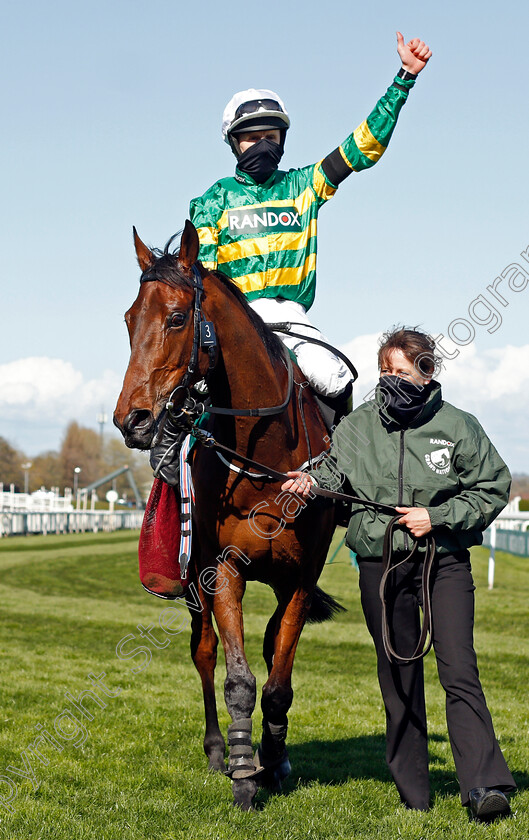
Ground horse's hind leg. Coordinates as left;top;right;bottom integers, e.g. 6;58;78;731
190;593;226;771
263;606;280;675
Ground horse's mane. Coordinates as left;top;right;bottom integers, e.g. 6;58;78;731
140;234;285;364
211;270;285;363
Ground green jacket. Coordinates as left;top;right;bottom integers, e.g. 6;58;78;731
313;382;511;558
189;73;416;310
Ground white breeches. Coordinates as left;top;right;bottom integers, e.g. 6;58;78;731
248;297;353;397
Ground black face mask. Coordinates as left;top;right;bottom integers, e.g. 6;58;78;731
378;375;431;426
236;138;283;183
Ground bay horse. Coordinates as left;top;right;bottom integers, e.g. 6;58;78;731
114;220;339;809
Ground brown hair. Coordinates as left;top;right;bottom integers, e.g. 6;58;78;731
378;327;442;378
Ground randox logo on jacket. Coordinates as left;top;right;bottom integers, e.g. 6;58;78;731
227;206;302;234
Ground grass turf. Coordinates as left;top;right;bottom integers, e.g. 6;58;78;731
0;529;527;839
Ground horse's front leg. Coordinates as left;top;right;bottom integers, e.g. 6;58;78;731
214;571;258;810
190;582;226;771
257;588;311;788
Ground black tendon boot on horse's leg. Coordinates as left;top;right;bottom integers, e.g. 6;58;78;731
226;718;258;809
254;609;292;790
254;719;291;791
255;591;314;791
223;637;258;810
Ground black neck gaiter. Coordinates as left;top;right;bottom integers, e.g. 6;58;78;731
236;138;283;183
378;375;431;426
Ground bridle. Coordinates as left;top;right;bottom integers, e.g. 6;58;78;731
141;263;294;423
163;265;219;415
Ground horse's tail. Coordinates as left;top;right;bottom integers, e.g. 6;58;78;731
307;586;346;624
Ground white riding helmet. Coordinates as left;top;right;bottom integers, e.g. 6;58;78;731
222;88;290;144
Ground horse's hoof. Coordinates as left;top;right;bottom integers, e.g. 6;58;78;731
252;747;291;791
207;751;227;772
232;777;257;811
264;756;292;792
204;736;226;772
274;754;292;782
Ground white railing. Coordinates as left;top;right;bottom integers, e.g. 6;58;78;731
0;485;144;536
0;509;144;537
0;485;73;513
483;498;529;588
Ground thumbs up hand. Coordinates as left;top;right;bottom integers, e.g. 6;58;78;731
396;32;432;75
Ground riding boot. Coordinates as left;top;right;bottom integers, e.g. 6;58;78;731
149;413;187;486
313;380;353;432
149;381;209;486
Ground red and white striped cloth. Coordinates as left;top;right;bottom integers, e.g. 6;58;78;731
178;433;195;581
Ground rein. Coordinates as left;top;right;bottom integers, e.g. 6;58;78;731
268;321;359;383
188;421;435;665
189;422;394;513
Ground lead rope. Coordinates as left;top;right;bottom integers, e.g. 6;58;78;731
189;426;436;664
379;515;436;664
179;413;436;665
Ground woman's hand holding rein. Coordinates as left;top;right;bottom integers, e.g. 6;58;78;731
281;470;315;497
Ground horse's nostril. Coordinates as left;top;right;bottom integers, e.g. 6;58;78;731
123;409;154;436
129;409;152;430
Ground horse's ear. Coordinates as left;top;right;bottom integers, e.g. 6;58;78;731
133;226;155;272
178;219;200;271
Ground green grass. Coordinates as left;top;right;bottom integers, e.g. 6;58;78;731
0;530;527;839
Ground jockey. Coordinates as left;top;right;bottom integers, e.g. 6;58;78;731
151;32;432;484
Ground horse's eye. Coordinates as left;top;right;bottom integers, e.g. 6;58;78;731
167;311;186;329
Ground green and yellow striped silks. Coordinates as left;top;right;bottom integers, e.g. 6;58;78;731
189;75;414;310
339;79;413;172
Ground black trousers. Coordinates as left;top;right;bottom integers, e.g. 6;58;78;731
358;550;516;809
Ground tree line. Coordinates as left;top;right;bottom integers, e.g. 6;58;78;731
2;421;527;505
0;421;153;502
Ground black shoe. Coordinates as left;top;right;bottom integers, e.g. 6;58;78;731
468;787;511;822
149;414;187;486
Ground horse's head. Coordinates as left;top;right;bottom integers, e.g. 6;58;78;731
114;220;206;449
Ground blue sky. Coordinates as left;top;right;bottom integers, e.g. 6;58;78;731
1;0;529;470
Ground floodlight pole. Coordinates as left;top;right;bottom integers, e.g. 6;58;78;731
21;462;32;495
97;410;108;446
